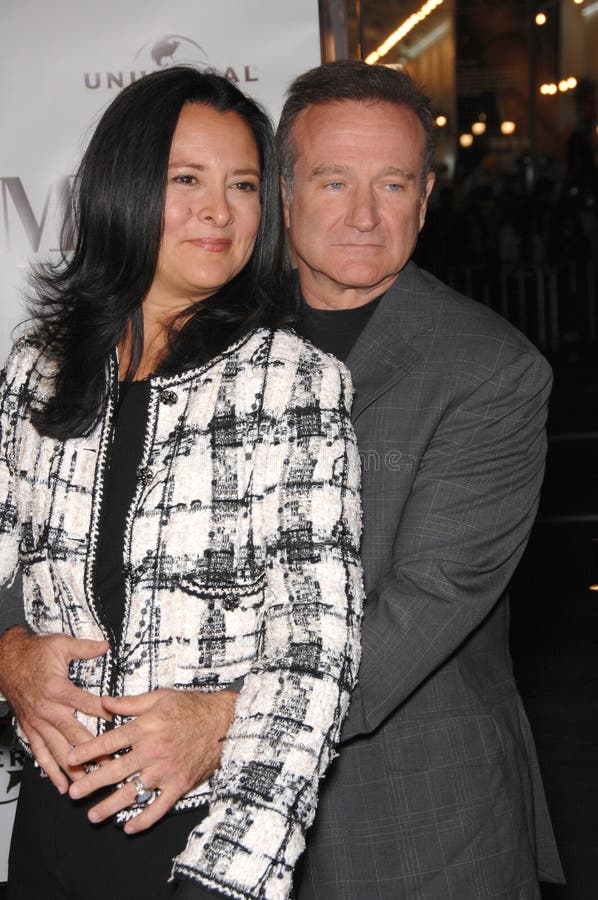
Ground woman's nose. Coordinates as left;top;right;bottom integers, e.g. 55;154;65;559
197;188;233;226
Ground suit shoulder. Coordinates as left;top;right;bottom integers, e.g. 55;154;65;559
413;266;551;376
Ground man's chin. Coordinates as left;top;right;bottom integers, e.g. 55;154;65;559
327;266;398;293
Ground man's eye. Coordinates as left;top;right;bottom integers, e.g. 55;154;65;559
386;183;404;192
326;182;344;190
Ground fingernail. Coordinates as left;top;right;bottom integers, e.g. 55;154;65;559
88;810;99;823
70;785;81;799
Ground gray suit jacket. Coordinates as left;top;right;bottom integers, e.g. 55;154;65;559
295;262;564;899
0;577;25;718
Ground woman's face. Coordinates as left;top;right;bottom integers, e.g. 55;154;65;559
149;103;261;313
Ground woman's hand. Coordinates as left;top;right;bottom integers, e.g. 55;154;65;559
67;687;237;833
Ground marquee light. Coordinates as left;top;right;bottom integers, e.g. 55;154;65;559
435;114;447;127
366;0;444;65
471;122;486;135
459;133;474;147
501;121;516;134
535;11;547;24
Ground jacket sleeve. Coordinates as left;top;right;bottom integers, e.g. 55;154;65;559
0;343;30;703
342;347;551;740
172;361;364;900
0;348;23;590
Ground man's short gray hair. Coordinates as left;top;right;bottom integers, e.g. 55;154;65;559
277;60;435;197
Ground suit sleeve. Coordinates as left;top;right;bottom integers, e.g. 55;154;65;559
0;573;27;635
342;347;551;740
172;362;364;899
0;573;27;712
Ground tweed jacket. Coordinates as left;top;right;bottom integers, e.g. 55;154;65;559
295;262;564;899
0;328;364;900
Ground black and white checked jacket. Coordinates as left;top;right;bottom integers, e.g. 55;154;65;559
0;328;364;900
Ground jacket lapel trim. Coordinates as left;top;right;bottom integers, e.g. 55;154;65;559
346;262;433;421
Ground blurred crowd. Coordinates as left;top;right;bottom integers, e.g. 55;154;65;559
415;128;598;358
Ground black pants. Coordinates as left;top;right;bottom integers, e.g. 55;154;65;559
8;761;216;900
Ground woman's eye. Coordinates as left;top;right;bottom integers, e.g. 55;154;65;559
232;181;258;192
173;174;196;185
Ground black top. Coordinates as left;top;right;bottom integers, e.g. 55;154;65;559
93;379;217;898
296;292;383;362
94;380;150;646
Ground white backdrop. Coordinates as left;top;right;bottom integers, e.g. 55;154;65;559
0;0;320;878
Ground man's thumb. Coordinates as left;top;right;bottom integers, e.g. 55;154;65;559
67;637;109;660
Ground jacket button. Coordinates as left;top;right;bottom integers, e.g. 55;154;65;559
136;465;153;485
159;389;178;405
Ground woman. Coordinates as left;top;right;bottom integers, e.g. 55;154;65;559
0;67;363;899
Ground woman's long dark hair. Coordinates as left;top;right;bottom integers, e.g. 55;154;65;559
30;66;291;439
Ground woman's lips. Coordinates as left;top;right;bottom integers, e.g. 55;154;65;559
188;238;232;251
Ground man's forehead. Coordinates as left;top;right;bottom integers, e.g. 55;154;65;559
290;99;426;172
292;99;422;141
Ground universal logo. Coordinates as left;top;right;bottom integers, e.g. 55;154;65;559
84;34;259;91
0;742;24;807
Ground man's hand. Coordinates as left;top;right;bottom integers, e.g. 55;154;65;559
67;688;237;833
0;626;109;793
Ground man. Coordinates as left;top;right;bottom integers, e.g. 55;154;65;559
0;61;563;898
279;60;563;899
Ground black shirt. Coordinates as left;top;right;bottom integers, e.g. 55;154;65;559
296;292;383;362
92;378;217;898
94;380;150;646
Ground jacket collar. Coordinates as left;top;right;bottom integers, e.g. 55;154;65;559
345;261;433;420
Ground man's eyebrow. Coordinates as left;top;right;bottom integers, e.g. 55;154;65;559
307;164;417;181
382;167;417;180
308;164;351;179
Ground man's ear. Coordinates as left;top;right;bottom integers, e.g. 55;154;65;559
418;171;436;231
280;177;291;229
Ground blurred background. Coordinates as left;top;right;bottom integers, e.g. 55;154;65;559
319;2;598;897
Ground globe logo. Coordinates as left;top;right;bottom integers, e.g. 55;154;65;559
135;35;209;69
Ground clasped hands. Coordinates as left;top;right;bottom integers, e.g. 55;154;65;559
0;627;236;834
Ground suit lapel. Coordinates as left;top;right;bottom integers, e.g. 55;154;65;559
346;262;433;421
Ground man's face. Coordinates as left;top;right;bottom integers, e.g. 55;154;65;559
282;100;435;309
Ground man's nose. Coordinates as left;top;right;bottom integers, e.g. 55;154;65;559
345;186;380;231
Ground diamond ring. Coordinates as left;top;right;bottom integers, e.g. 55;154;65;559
132;777;154;806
